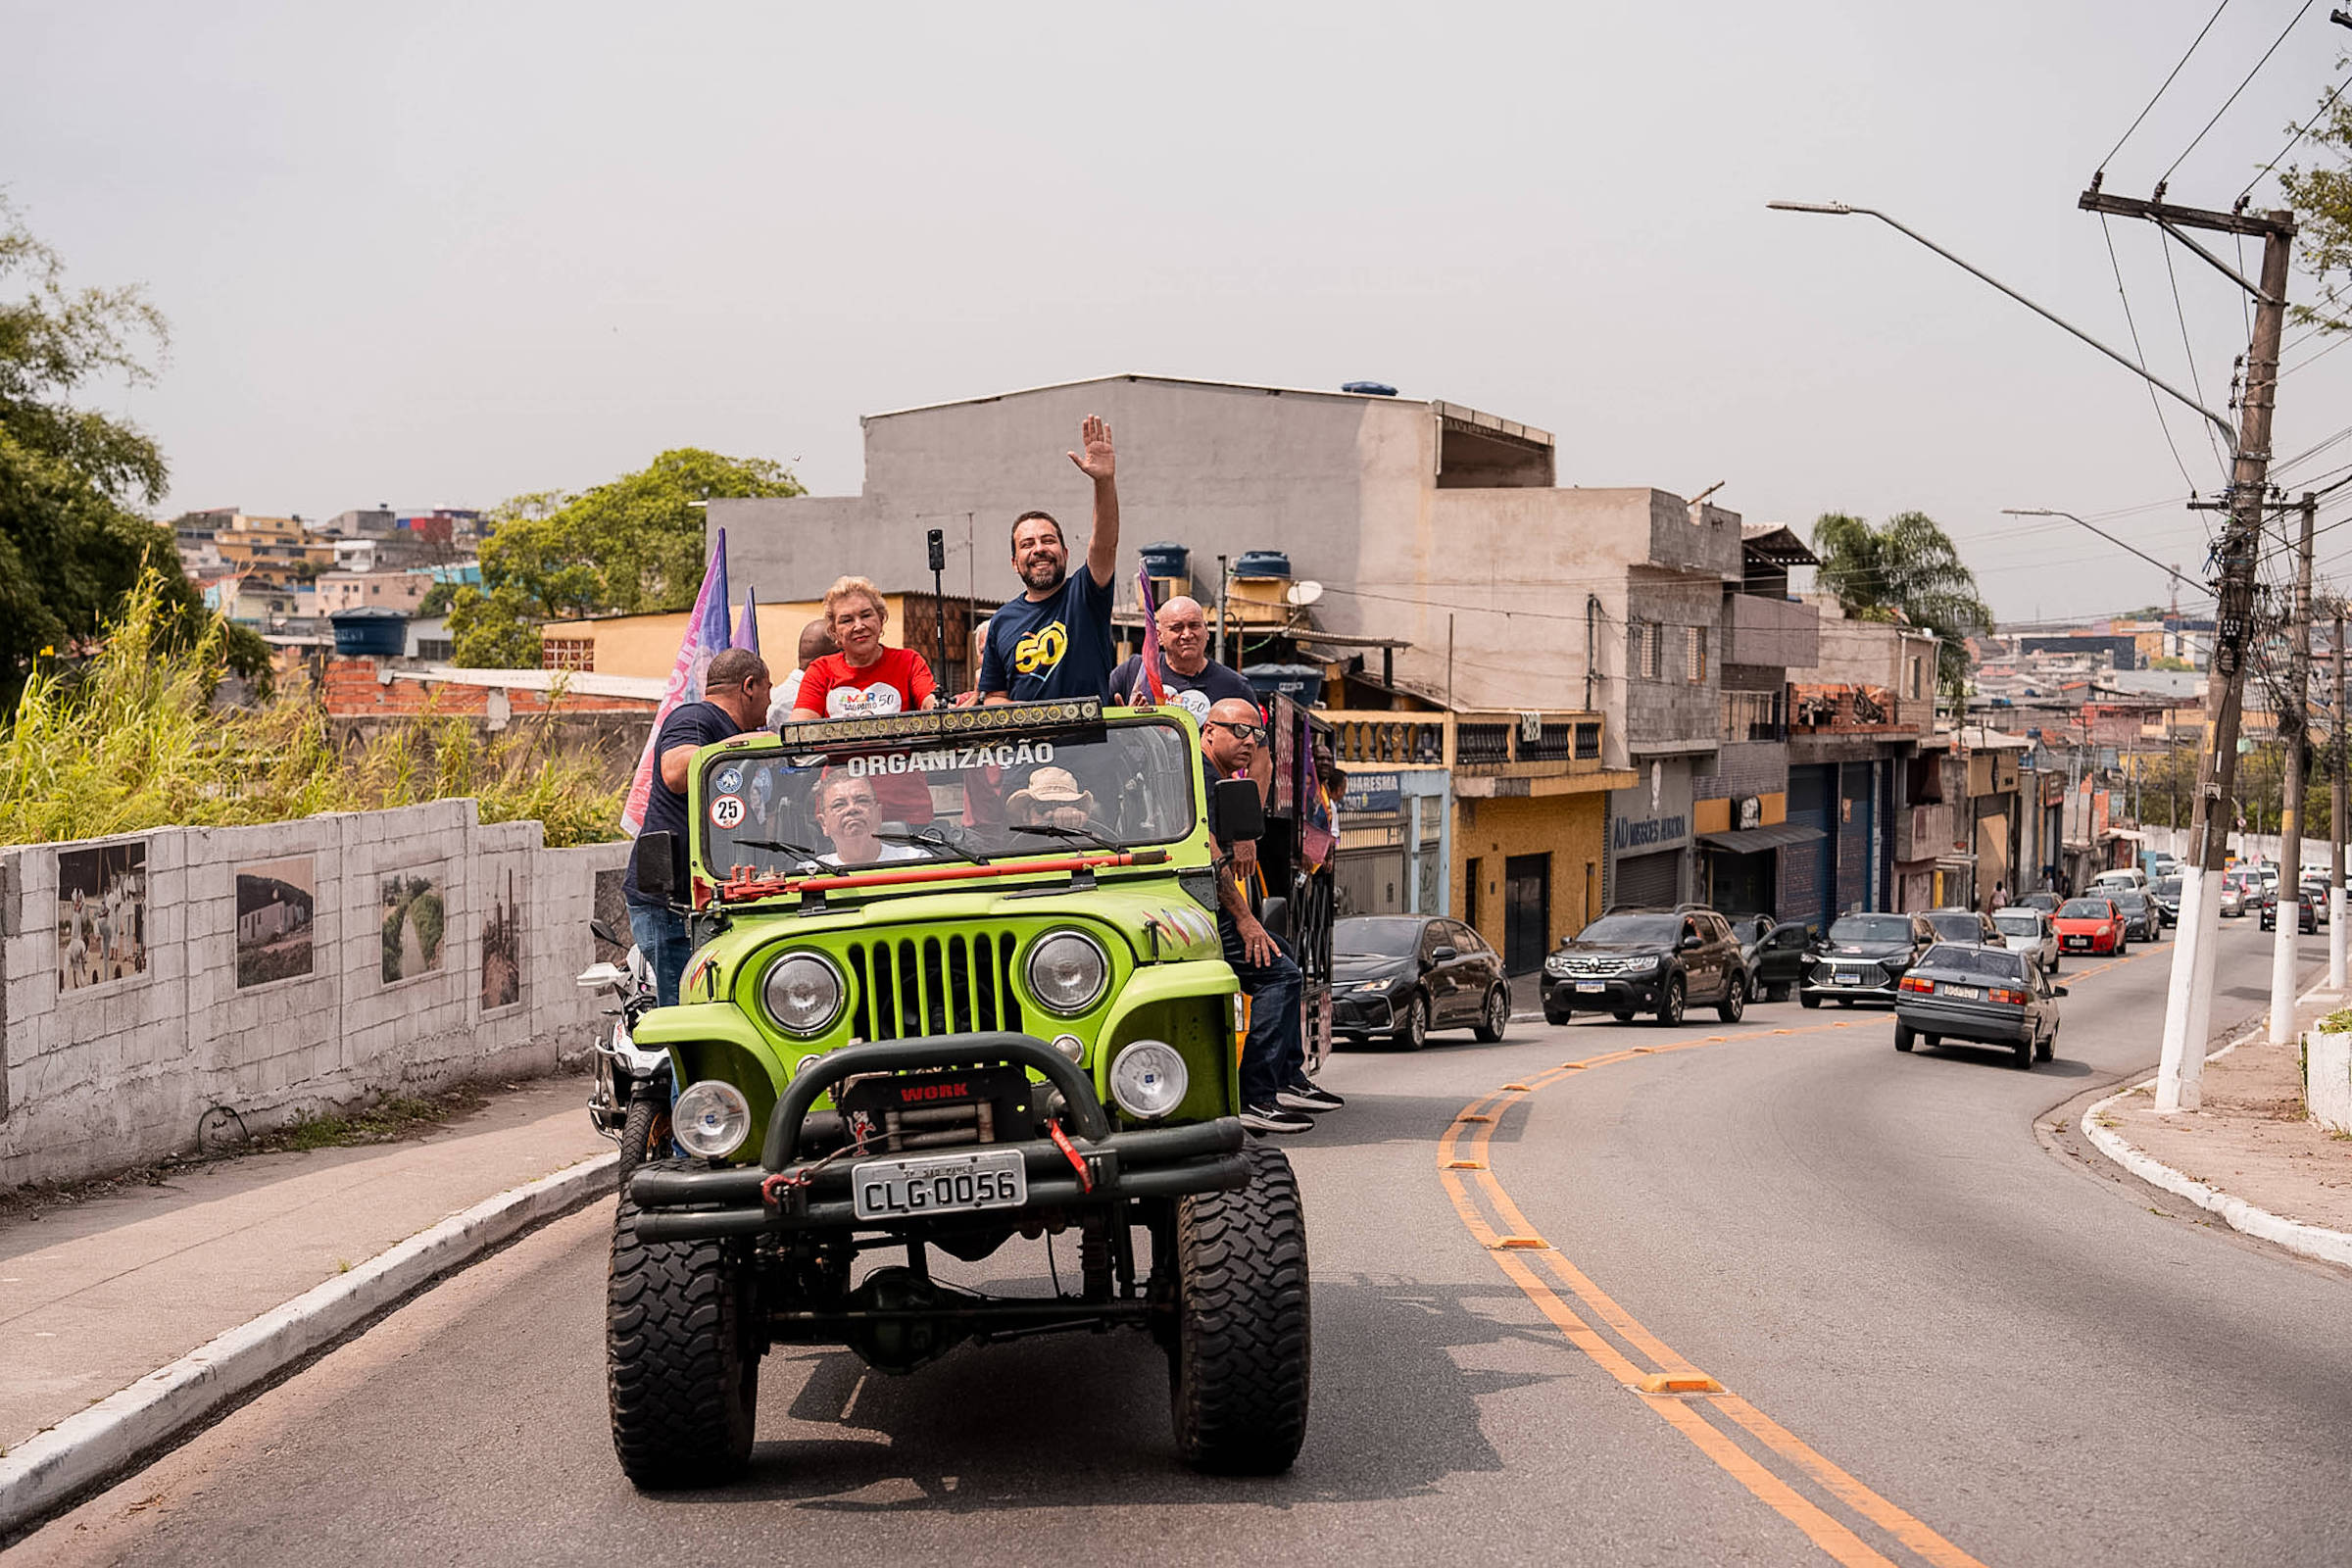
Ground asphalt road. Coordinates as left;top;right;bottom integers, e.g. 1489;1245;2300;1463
21;920;2350;1567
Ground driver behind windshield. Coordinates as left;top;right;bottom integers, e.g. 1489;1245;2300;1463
813;774;922;867
1006;765;1098;831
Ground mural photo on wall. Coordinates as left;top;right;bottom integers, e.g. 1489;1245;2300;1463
381;867;448;985
57;840;148;991
481;866;521;1011
235;856;316;988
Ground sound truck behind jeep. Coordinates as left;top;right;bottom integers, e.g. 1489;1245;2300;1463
611;698;1311;1486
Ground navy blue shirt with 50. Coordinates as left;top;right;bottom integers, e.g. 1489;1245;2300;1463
979;568;1116;702
623;699;741;907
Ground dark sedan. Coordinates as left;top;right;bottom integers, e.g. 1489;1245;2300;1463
1333;915;1510;1050
2258;887;2319;934
1800;912;1937;1008
2113;889;2160;943
2149;876;2182;926
1893;942;2066;1067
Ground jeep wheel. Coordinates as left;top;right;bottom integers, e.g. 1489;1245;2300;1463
1717;973;1745;1024
1474;987;1510;1043
1171;1142;1311;1475
1655;976;1686;1027
1393;994;1429;1051
616;1095;669;1192
609;1169;759;1489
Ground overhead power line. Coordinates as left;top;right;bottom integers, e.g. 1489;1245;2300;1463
2164;0;2321;184
2101;215;2205;488
2239;60;2352;201
2098;0;2237;174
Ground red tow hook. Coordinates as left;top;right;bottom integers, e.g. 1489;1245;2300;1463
760;1169;808;1208
1047;1119;1095;1195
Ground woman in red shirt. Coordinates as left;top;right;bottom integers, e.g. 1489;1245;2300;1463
790;575;938;823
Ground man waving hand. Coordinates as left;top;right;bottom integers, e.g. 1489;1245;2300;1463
979;415;1122;704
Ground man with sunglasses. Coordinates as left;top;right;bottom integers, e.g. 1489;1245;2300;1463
1200;697;1344;1134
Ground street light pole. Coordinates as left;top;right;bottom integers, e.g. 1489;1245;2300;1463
2335;608;2349;990
2271;493;2316;1043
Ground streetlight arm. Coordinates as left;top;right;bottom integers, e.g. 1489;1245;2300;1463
1769;200;2240;459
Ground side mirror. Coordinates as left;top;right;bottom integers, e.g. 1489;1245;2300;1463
1211;776;1265;843
2054;985;2070;998
1430;945;1459;964
632;830;679;906
590;917;621;948
1679;933;1703;952
1259;895;1292;943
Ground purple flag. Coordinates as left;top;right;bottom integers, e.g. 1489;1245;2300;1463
621;528;732;835
735;586;760;656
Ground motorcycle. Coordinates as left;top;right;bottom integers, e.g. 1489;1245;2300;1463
579;918;669;1187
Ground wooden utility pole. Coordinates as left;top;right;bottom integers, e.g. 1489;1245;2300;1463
2271;493;2316;1043
2079;187;2297;1110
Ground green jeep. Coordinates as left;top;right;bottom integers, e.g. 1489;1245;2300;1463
611;697;1310;1486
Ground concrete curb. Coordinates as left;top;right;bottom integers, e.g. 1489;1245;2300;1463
2080;985;2352;1273
0;1148;617;1536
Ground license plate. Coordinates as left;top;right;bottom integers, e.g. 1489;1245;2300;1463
1576;981;1604;993
851;1149;1027;1221
1939;984;1981;1000
2065;937;2087;948
1835;969;1860;985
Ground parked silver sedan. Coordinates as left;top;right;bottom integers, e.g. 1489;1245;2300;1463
1991;906;2061;974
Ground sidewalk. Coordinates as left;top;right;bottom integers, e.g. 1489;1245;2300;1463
0;1078;610;1512
2085;984;2352;1269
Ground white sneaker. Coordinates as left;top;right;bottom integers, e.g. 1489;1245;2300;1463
1240;1102;1314;1134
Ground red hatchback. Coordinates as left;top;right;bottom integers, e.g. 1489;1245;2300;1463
2054;896;2128;956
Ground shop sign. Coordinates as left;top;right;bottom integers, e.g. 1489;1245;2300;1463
1343;771;1402;814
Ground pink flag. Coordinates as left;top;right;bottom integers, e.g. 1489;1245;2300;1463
620;529;732;835
1134;563;1168;706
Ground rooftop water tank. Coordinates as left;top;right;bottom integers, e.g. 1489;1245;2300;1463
1140;541;1190;581
1233;550;1292;580
1341;381;1399;397
330;607;410;658
1242;662;1323;706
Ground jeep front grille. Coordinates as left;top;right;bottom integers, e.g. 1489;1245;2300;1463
846;933;1026;1041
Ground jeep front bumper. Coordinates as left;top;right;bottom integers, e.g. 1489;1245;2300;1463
626;1032;1248;1241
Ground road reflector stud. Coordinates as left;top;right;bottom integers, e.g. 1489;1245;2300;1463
1457;1113;1494;1123
1445;1158;1486;1170
1631;1046;1655;1054
1493;1236;1547;1250
1706;1035;1727;1042
1772;1028;1793;1035
1638;1372;1725;1395
1559;1061;1588;1069
1502;1082;1533;1092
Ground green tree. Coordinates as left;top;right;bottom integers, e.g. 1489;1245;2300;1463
416;579;457;617
450;450;804;667
2281;57;2352;334
0;197;270;711
1810;510;1994;700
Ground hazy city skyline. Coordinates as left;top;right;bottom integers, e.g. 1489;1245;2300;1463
10;0;2351;624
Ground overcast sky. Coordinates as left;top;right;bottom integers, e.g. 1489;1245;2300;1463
10;1;2351;624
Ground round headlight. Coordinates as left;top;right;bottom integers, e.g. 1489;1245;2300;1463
762;952;844;1036
1109;1040;1188;1120
672;1079;752;1158
1025;931;1108;1015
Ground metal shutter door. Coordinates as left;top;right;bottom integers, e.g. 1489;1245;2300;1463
1614;850;1679;909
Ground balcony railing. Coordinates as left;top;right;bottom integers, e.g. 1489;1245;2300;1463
1324;709;1609;773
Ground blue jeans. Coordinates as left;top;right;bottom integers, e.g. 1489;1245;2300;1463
628;903;692;1009
1223;926;1305;1109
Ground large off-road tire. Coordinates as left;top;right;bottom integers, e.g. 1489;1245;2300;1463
616;1095;669;1193
1474;986;1510;1043
1171;1142;1310;1475
609;1167;759;1489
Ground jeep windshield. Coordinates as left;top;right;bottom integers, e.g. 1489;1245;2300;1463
700;714;1198;878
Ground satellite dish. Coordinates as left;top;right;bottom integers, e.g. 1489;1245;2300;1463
1286;580;1325;607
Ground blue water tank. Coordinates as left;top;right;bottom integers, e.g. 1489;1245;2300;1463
1140;541;1190;581
1243;662;1323;706
1342;381;1399;397
1233;550;1292;580
330;607;410;658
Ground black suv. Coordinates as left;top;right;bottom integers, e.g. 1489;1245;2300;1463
1543;907;1749;1027
1800;911;1937;1007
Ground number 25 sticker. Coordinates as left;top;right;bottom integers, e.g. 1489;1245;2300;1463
710;794;746;829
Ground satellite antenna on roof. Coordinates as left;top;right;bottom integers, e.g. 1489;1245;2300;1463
1286;580;1324;608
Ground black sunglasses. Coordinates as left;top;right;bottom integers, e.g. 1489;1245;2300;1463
1207;719;1266;743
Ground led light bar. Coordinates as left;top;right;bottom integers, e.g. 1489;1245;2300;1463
766;697;1103;749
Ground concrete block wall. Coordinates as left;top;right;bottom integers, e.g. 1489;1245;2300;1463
0;803;628;1190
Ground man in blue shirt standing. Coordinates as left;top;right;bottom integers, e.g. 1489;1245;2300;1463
623;646;772;1005
979;415;1122;704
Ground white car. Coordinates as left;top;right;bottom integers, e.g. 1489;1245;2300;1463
2092;868;2148;894
1991;906;2062;974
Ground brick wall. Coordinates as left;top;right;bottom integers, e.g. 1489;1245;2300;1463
0;802;627;1189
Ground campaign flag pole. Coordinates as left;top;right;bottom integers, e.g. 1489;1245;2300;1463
620;528;732;835
1134;563;1168;705
734;584;760;657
